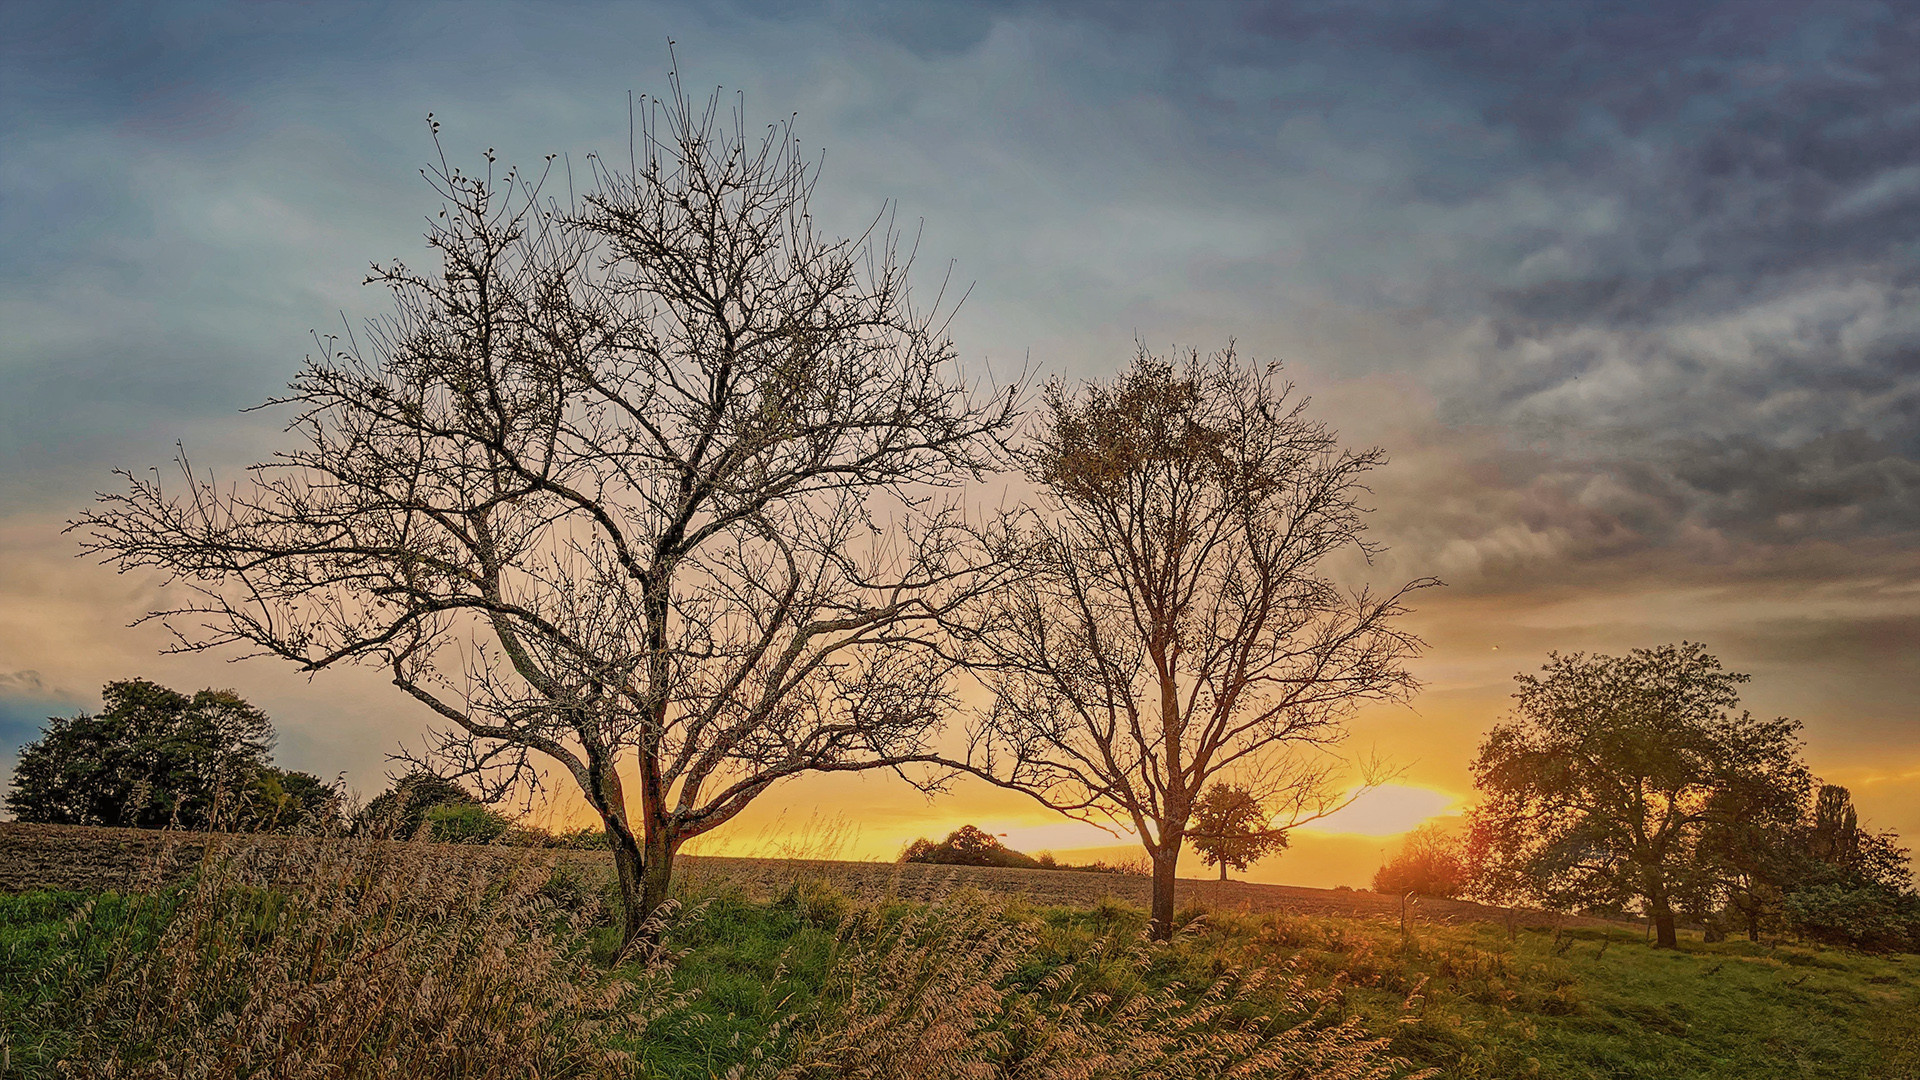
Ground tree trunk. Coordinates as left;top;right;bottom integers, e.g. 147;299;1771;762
1219;861;1228;882
1150;846;1180;940
606;820;650;952
638;827;679;935
1649;894;1678;949
1745;907;1761;943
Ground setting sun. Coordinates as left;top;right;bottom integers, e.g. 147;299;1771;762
1295;784;1457;838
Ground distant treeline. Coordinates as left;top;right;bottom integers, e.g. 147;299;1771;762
902;825;1147;875
2;679;603;848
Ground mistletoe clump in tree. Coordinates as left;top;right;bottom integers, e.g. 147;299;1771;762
79;74;1019;950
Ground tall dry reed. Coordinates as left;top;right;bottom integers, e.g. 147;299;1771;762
28;834;676;1079
753;891;1432;1080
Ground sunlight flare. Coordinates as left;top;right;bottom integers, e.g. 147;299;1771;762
1294;784;1457;837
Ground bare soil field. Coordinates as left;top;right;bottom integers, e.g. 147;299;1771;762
0;821;1632;931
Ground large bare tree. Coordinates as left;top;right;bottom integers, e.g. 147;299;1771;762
79;79;1018;948
957;347;1431;938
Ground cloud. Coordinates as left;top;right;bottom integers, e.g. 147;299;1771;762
0;670;50;695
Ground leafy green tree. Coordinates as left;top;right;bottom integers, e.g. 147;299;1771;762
1374;823;1469;898
5;680;276;829
1764;784;1918;950
1469;643;1807;948
1189;783;1288;881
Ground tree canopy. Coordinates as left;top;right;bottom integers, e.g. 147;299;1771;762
1468;643;1808;948
1373;823;1469;898
79;78;1020;950
960;346;1429;937
5;679;337;832
1189;782;1288;881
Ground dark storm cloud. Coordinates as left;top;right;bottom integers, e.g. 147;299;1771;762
1261;1;1920;562
5;0;1919;581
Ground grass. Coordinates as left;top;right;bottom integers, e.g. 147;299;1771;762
1176;910;1920;1079
2;840;1916;1079
621;881;1920;1080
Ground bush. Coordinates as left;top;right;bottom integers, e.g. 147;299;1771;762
554;826;612;849
1373;824;1469;899
902;825;1043;869
1784;882;1920;953
424;802;514;844
354;771;484;839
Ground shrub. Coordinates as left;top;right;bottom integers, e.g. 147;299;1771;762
778;877;854;927
555;826;612;849
423;802;514;844
1784;882;1920;953
354;770;484;839
1373;824;1469;899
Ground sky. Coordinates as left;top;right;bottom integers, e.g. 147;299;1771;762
3;0;1917;888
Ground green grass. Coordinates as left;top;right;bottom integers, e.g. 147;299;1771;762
0;889;182;1071
6;875;1917;1080
1178;911;1920;1079
623;881;1920;1080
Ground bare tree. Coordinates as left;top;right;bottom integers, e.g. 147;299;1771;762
957;346;1431;938
78;77;1019;950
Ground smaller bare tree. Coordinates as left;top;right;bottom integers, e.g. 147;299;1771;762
957;346;1432;938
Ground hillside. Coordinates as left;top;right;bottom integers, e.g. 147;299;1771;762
2;822;1916;1078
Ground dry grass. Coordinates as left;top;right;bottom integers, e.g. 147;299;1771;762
757;892;1431;1080
2;827;1437;1079
13;833;674;1079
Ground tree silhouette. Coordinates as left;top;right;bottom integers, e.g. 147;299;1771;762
79;73;1019;950
958;347;1428;938
1190;782;1288;881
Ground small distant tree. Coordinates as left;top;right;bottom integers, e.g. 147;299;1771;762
960;347;1430;939
1189;782;1288;881
1469;643;1807;948
5;679;275;830
1373;823;1468;898
901;824;1041;869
